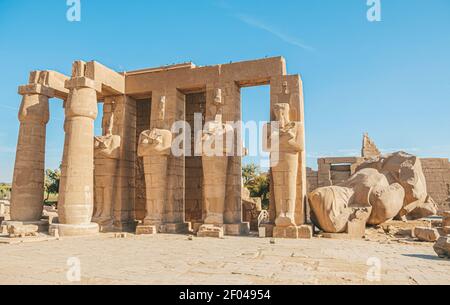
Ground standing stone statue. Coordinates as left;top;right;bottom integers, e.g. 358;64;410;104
93;111;121;230
201;114;233;225
138;128;173;227
264;103;304;228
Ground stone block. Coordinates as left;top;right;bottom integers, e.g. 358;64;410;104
434;236;450;258
114;233;128;238
7;224;39;238
223;223;250;236
443;216;450;227
136;225;157;235
347;219;366;239
273;226;298;239
3;220;48;233
161;223;189;234
297;225;313;239
197;225;224;238
260;224;274;237
413;227;440;242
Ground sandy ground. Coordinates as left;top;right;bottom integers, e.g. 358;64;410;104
0;233;448;285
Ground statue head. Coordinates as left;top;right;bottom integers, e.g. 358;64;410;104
273;103;291;127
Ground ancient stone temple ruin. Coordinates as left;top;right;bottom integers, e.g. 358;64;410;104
6;57;307;238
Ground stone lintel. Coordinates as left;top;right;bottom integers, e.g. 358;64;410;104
125;56;286;96
22;70;70;99
65;76;101;91
18;84;54;98
86;61;125;96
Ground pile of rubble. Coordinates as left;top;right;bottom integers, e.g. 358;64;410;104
434;212;450;258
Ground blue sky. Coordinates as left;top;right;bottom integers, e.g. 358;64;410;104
0;0;449;182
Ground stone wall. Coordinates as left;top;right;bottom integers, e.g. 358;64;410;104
184;93;205;223
421;158;450;213
135;99;151;221
306;167;318;193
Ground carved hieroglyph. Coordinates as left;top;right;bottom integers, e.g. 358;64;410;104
264;103;304;228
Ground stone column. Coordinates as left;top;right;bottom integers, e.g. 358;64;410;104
9;83;51;226
50;63;99;236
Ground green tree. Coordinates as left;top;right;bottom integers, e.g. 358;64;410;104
44;169;61;204
242;163;260;186
242;164;270;209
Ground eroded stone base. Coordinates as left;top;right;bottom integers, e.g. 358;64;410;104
191;222;203;234
98;221;137;233
273;225;313;239
136;225;157;235
2;220;49;233
322;219;367;240
49;223;99;237
224;223;250;236
160;223;190;234
197;225;224;238
259;224;275;237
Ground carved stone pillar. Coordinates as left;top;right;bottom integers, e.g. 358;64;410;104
93;104;121;231
50;62;99;236
136;128;172;232
202;155;229;225
9;83;51;225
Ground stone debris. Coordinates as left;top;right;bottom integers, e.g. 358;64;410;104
309;152;440;241
197;225;224;239
8;224;39;238
412;227;440;242
135;225;157;235
434;236;450;259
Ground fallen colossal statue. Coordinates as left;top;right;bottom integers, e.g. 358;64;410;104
309;152;438;233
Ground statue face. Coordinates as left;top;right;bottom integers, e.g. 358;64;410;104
273;103;290;122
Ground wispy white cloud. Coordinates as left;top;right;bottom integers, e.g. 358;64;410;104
235;13;315;52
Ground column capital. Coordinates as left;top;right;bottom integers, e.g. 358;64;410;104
18;84;55;98
65;77;101;91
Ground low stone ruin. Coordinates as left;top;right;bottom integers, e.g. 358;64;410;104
242;187;262;231
434;212;450;258
7;224;39;238
309;152;438;235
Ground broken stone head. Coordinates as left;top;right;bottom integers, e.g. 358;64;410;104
138;128;173;157
308;152;438;234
